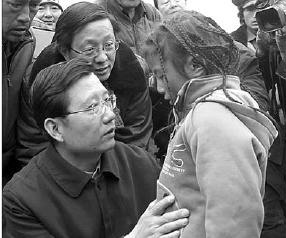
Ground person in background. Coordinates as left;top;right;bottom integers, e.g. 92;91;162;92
232;1;286;237
94;0;162;57
16;2;153;164
3;57;189;238
2;0;41;186
143;10;277;238
31;0;63;31
231;0;260;52
154;0;186;17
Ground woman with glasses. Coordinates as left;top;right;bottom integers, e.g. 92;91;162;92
16;2;153;164
143;10;278;238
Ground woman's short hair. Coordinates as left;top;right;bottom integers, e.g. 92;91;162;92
143;10;239;77
31;57;94;132
54;2;119;52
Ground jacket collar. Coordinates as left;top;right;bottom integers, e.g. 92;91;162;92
42;144;120;198
231;24;248;47
174;74;241;122
108;41;147;92
107;0;147;22
3;30;33;60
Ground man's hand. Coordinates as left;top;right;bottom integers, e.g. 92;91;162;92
125;195;189;238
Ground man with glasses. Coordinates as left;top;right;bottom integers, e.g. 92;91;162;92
2;0;42;185
3;57;189;238
16;2;153;164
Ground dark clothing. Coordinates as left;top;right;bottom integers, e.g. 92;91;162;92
234;40;270;111
98;0;161;56
2;31;35;185
3;142;159;238
232;24;286;238
16;41;153;164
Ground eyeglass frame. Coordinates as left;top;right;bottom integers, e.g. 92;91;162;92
70;40;120;57
59;94;117;118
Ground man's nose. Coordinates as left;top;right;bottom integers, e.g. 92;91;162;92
93;49;108;63
17;5;31;24
169;0;178;7
44;8;53;17
102;106;116;123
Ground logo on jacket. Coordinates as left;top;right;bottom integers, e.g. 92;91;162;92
171;144;186;168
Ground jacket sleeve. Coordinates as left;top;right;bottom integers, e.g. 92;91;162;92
185;102;264;238
3;190;55;238
235;41;270;112
16;64;50;166
116;88;153;149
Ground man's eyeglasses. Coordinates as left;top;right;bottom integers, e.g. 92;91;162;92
61;94;116;117
70;40;120;57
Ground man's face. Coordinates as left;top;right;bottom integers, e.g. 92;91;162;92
35;3;62;27
67;19;117;82
2;0;41;42
60;73;116;154
157;0;186;17
115;0;141;9
243;4;259;33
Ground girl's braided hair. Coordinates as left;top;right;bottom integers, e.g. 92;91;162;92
143;10;240;102
145;10;240;77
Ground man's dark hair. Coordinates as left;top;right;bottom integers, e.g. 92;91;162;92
31;57;94;132
53;2;119;52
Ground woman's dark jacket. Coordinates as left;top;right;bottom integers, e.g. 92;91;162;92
16;42;153;164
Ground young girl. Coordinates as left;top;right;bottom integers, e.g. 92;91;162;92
143;10;278;238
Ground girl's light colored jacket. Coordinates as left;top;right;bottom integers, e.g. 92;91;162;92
157;75;278;238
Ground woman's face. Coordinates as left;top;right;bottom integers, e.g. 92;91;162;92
36;3;62;27
67;18;117;82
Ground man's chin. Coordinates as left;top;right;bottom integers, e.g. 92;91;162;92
4;32;26;43
103;139;116;152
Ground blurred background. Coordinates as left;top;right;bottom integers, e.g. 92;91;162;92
58;0;240;33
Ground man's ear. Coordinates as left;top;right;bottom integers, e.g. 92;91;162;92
58;45;72;61
44;118;64;143
184;56;206;78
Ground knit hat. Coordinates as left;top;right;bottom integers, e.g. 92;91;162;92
232;0;257;8
40;0;63;11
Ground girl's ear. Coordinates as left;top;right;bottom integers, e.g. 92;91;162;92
184;56;206;78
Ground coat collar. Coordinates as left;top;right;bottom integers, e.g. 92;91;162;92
174;74;241;121
41;144;120;198
108;41;147;92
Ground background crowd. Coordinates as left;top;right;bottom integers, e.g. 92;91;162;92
2;0;286;237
